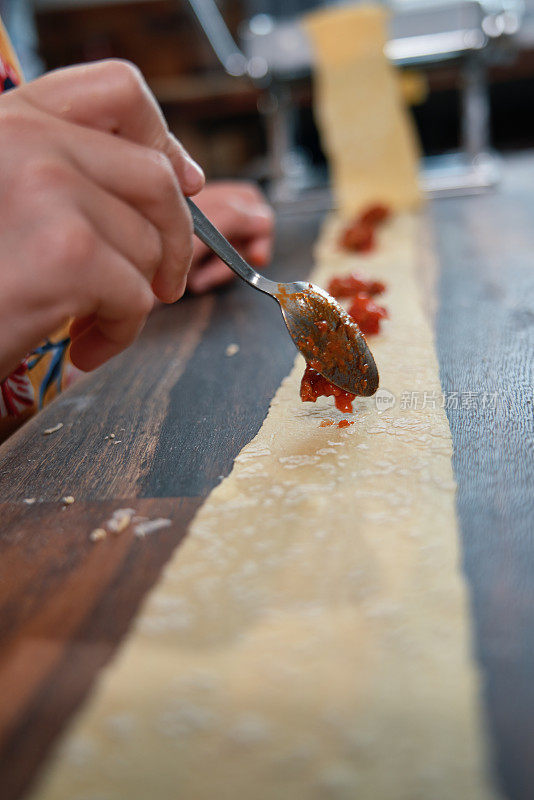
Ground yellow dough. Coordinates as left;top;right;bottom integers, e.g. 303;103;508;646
31;214;498;800
303;4;422;217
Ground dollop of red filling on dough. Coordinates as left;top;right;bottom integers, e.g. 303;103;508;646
339;203;391;253
347;292;388;335
327;272;385;299
359;204;390;227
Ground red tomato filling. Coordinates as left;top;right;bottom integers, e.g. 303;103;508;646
300;364;356;414
339;203;391;253
327;272;385;299
340;223;375;253
347;292;388;335
359;204;390;227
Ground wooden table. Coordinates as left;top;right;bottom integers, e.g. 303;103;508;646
1;153;533;800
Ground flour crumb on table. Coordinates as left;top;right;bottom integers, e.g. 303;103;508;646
133;518;171;538
107;508;135;533
225;343;240;357
87;509;171;542
42;422;63;436
89;528;107;542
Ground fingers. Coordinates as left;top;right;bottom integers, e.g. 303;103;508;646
52;119;193;302
69;311;149;372
198;181;262;203
68;239;154;372
17;60;204;196
187;234;271;295
192;196;274;264
187;184;274;294
187;258;234;294
69;314;96;341
247;234;272;268
75;175;163;284
0;68;199;377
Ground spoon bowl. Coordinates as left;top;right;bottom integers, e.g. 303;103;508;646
275;281;379;396
186;198;379;397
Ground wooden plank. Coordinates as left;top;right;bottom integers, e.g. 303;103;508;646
0;297;213;501
433;153;534;800
0;497;200;800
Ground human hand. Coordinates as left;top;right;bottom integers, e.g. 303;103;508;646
187;182;274;294
0;60;204;378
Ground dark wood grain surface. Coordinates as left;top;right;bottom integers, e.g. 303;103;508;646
433;157;534;800
0;155;533;799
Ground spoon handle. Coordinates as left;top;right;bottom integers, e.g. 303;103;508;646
186;198;273;294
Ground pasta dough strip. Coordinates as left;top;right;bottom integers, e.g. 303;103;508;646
303;4;422;217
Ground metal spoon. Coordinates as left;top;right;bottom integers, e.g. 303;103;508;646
186;198;379;397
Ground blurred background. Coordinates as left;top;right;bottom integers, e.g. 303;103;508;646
4;0;534;194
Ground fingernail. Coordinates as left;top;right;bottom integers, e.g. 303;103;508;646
252;252;268;267
252;206;274;226
169;134;205;192
184;155;205;190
